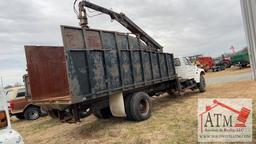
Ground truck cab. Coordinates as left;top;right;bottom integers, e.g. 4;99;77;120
175;57;206;92
6;86;42;120
0;91;24;144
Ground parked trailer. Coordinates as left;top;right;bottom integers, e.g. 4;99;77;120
231;50;250;68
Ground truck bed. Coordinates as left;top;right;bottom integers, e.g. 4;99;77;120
25;26;177;105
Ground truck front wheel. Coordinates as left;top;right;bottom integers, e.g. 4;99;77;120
129;92;152;121
24;107;40;120
198;75;206;92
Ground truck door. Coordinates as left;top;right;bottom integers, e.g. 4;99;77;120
183;57;195;79
11;88;28;113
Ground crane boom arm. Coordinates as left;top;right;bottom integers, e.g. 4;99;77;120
78;1;163;51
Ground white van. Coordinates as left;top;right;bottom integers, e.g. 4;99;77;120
0;90;24;144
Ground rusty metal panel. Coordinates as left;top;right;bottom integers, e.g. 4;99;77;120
67;51;90;96
159;54;168;77
128;36;139;49
106;51;121;88
152;53;160;79
90;51;106;91
166;54;176;76
102;32;117;50
121;51;133;85
117;34;129;50
61;27;85;49
143;52;153;81
84;31;102;49
25;46;70;102
133;52;143;82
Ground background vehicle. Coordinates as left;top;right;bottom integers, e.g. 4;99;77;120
0;90;24;144
6;86;43;120
231;48;250;68
25;1;206;123
212;58;226;72
221;56;231;68
195;56;214;72
175;57;206;92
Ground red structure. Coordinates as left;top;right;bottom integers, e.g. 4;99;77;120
196;56;214;72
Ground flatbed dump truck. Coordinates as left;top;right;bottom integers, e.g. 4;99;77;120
25;1;206;122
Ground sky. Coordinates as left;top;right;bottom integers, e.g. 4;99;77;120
0;0;247;86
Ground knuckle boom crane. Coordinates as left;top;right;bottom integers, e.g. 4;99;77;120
77;0;163;52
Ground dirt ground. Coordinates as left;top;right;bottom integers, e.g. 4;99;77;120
12;69;256;144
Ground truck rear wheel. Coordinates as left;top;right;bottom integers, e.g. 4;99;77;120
92;107;112;119
198;75;206;92
24;107;40;120
129;92;152;121
124;95;133;120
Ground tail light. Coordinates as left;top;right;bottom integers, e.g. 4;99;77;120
0;111;7;128
9;100;15;111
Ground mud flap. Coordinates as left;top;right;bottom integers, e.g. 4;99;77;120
109;91;126;117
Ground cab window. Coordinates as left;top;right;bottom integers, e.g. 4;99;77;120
17;88;26;98
174;58;181;66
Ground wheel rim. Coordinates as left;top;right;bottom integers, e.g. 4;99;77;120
29;110;39;120
139;99;149;114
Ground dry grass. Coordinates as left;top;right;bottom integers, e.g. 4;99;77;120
205;67;251;79
12;80;256;144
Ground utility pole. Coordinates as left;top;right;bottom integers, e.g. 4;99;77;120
240;0;256;80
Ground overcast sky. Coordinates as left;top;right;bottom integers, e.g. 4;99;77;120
0;0;247;86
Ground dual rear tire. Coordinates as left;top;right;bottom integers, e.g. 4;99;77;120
91;92;152;122
124;92;152;121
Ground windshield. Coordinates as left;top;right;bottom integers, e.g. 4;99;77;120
214;59;221;64
6;90;16;101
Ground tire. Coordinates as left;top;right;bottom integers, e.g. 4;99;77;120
15;114;25;120
124;95;133;120
129;92;152;121
198;75;206;92
24;107;40;120
92;107;112;119
79;108;92;118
